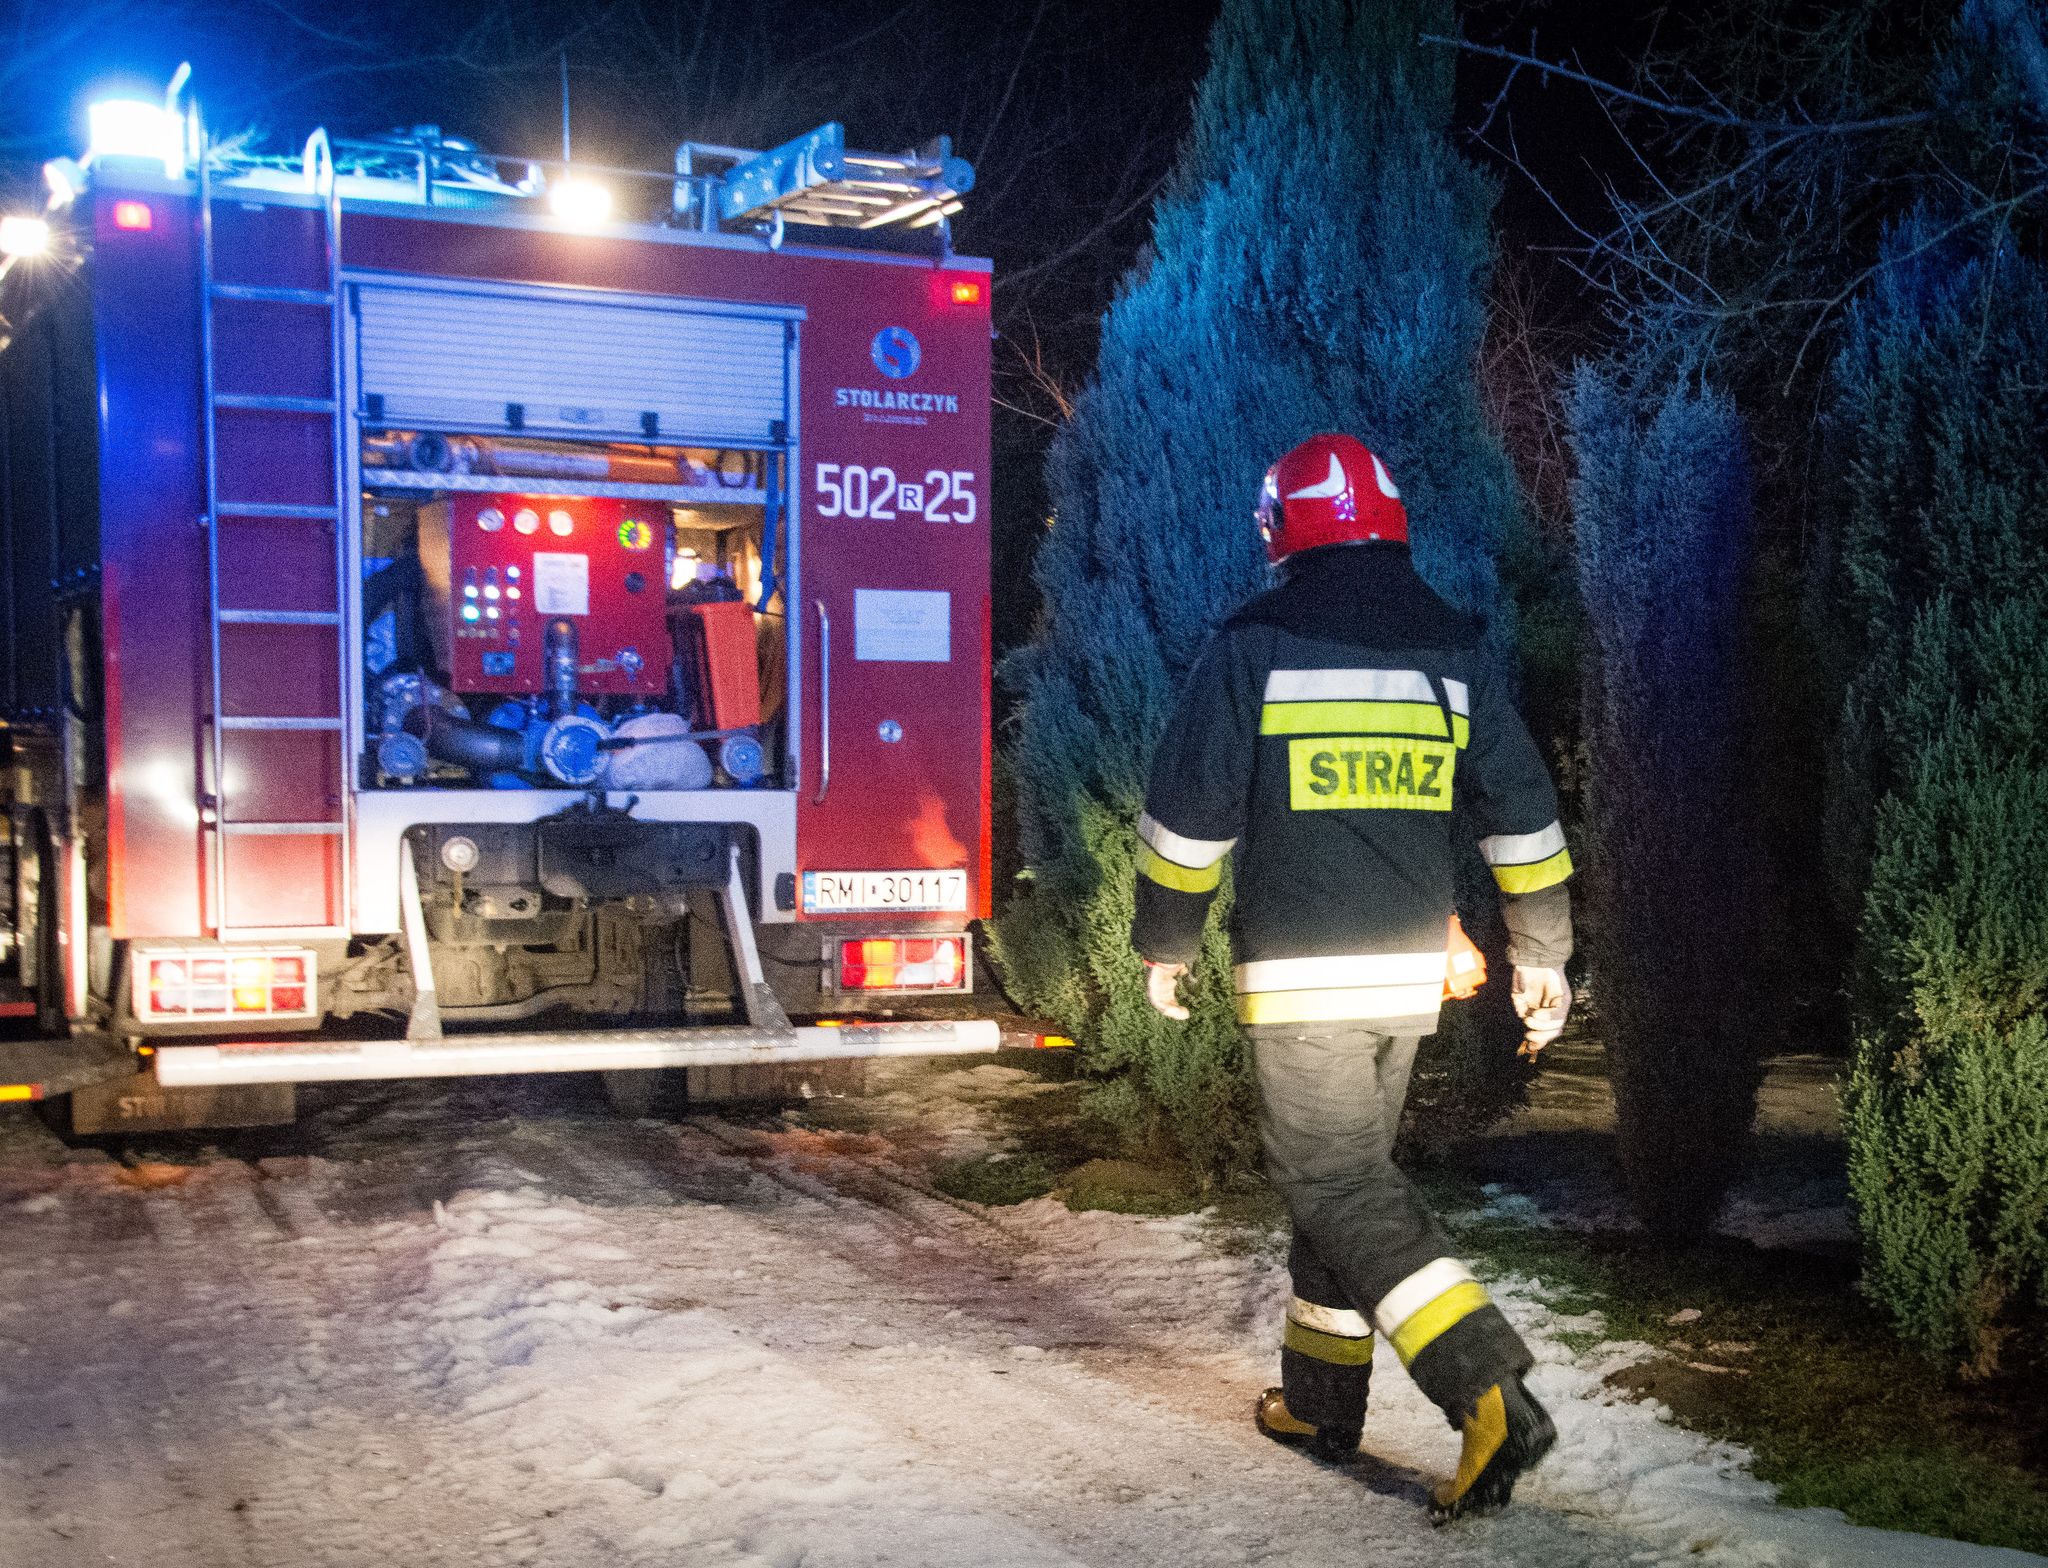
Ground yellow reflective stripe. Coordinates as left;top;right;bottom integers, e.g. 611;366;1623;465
1136;843;1222;894
1237;982;1443;1026
1260;700;1449;738
1452;713;1469;749
1491;846;1574;895
1284;1318;1377;1366
1390;1281;1493;1365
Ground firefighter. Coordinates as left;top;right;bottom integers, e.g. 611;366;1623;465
1131;432;1574;1524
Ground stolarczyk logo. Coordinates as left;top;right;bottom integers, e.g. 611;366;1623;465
870;326;921;379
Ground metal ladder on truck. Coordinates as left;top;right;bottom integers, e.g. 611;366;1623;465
197;135;352;937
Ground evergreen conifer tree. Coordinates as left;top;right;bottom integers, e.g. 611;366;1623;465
992;0;1527;1168
1568;365;1763;1235
1828;213;2048;1373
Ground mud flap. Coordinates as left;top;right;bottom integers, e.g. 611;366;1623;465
65;1071;296;1135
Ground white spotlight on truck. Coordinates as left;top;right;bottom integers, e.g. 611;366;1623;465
88;99;185;176
548;176;613;228
0;216;51;259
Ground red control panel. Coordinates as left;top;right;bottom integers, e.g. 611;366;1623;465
420;493;671;698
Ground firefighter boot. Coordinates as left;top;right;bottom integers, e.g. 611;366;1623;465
1258;1297;1373;1460
1428;1375;1556;1525
1255;1388;1363;1461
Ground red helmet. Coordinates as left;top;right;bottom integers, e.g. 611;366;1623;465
1255;433;1408;562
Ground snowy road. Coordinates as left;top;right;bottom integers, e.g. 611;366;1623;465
0;1065;2036;1568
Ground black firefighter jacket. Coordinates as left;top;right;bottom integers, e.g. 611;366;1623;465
1131;542;1573;1035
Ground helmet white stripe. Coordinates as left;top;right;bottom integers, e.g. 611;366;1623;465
1285;453;1349;501
1370;452;1400;499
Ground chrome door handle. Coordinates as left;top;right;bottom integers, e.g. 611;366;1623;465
814;599;831;805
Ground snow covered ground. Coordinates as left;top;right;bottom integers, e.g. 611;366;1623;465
0;1060;2035;1568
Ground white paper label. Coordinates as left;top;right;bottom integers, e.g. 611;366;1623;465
854;589;951;662
532;552;590;616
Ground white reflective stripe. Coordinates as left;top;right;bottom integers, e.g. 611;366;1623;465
1373;1257;1478;1339
1265;668;1435;703
1443;678;1469;716
1479;821;1567;867
1288;1297;1373;1338
1235;951;1447;993
1136;812;1235;870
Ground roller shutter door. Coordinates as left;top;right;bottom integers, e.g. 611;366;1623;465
351;279;793;444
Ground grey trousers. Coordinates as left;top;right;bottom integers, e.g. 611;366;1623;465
1249;1023;1529;1425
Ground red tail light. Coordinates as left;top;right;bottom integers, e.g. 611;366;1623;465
837;936;968;992
136;949;318;1021
112;200;154;232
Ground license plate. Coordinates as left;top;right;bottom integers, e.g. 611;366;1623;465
802;869;969;914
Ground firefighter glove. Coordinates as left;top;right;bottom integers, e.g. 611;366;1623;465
1145;960;1191;1022
1510;966;1570;1057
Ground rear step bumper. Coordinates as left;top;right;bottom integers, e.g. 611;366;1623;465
152;1019;1005;1087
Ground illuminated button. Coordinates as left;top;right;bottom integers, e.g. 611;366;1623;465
478;507;505;533
507;587;521;600
513;509;540;535
461;604;481;622
484;585;500;600
548;509;574;537
485;606;500;620
507;566;521;580
464;585;479;598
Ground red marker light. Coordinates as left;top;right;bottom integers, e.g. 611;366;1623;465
112;200;153;232
949;279;985;306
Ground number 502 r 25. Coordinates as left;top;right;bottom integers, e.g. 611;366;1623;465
814;464;977;524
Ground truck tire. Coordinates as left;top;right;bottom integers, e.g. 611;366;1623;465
599;1067;687;1119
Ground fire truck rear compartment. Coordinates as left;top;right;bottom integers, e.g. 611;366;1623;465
362;434;786;796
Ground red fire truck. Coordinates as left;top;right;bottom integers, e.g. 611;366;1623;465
0;76;1034;1132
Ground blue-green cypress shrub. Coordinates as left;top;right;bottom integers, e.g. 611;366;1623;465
990;0;1527;1171
1569;364;1763;1235
1830;214;2048;1373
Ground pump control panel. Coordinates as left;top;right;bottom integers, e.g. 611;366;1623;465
419;493;671;697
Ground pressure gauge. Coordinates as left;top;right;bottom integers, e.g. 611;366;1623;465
477;506;505;533
513;508;540;535
548;509;574;537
